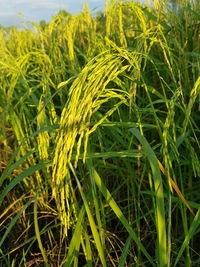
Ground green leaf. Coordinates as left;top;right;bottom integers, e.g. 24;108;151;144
174;208;200;266
118;235;132;267
0;151;33;187
63;207;85;267
129;128;167;267
0;162;47;205
0;196;36;248
69;163;107;267
93;168;155;266
34;200;48;265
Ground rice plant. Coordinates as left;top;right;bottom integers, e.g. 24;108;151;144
0;0;200;266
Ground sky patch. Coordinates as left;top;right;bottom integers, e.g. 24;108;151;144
0;0;104;27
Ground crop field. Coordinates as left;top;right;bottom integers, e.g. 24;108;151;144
0;0;200;266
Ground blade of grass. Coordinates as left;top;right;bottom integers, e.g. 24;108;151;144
118;235;132;267
129;128;167;267
0;162;48;205
69;163;107;267
34;199;48;265
174;208;200;266
0;196;36;248
0;151;34;187
63;206;85;267
81;230;93;267
93;168;155;266
158;160;195;216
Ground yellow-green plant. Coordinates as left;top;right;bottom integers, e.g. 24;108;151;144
0;1;200;266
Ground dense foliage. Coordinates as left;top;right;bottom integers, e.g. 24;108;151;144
0;0;200;266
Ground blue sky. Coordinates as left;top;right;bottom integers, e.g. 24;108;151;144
0;0;105;27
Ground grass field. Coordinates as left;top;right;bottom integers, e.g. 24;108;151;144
0;0;200;266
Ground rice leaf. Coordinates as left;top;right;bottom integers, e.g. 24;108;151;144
129;128;167;267
69;163;107;267
0;162;47;205
93;168;155;266
0;196;36;248
174;208;200;266
34;200;48;265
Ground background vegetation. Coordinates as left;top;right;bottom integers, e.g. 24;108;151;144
0;0;200;266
